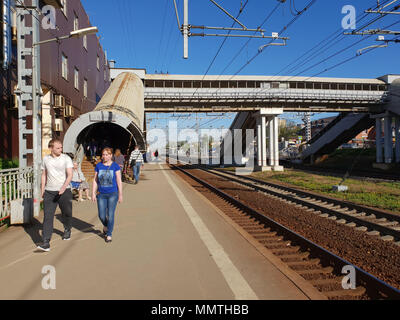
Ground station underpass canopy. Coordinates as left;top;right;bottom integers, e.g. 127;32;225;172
63;72;145;155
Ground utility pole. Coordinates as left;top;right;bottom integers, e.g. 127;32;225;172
32;0;42;218
176;0;288;59
183;0;189;59
302;112;312;143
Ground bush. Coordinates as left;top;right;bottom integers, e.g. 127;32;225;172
0;159;19;170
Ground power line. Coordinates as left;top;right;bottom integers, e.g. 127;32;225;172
230;0;318;77
218;1;282;75
198;1;249;82
269;0;395;78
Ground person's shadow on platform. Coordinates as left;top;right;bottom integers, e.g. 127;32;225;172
23;214;104;246
55;214;103;239
23;217;64;245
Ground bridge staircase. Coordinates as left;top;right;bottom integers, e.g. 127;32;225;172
80;157;100;183
301;113;375;163
220;112;255;164
80;156;135;185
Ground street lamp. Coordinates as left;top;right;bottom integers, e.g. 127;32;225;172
31;26;98;218
32;27;99;47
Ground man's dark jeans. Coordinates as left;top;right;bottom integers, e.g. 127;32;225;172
42;189;73;242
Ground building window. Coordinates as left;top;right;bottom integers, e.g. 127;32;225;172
62;53;68;80
83;34;87;50
73;12;79;31
97;55;100;70
74;68;79;90
61;0;67;17
84;78;88;98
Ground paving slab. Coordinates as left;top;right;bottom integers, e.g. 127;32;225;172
0;163;310;300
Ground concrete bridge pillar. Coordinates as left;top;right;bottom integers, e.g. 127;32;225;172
268;116;274;167
375;118;383;163
384;116;393;164
273;116;283;171
254;108;283;172
256;116;262;167
255;113;271;171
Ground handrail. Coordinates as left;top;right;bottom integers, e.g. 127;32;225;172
0;167;33;222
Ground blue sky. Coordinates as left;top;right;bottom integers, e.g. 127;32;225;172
81;0;399;128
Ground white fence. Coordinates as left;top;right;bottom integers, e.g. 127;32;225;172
0;167;33;223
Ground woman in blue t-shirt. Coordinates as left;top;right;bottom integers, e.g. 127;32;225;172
92;147;123;243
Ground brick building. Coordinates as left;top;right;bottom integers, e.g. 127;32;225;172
0;0;111;162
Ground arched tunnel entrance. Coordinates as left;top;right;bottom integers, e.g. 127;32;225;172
63;110;146;158
63;72;146;160
77;122;134;157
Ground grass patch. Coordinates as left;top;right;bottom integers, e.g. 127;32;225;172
0;158;19;170
250;168;400;214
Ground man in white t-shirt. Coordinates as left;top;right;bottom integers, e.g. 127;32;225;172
37;139;73;252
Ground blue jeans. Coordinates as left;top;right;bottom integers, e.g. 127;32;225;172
133;162;142;182
97;192;119;237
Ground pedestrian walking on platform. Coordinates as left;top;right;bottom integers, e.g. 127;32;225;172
71;161;91;201
114;149;125;171
92;148;123;243
37;139;73;252
87;138;97;162
129;145;144;184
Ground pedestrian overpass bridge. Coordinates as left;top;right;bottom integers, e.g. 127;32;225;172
63;70;399;171
143;73;388;113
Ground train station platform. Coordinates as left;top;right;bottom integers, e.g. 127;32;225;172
0;163;315;300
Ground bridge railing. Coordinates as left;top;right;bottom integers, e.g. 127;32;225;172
144;89;387;103
0;167;33;223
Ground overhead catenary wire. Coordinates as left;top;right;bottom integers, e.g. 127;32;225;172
219;1;282;76
229;0;318;77
252;1;400;96
252;19;400;103
190;0;249;98
155;0;170;73
269;0;396;82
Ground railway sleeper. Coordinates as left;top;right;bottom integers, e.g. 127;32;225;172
324;287;366;299
231;217;257;223
286;258;320;267
258;236;285;244
264;243;292;250
271;247;301;255
238;222;266;228
263;239;291;246
297;266;334;276
253;233;280;240
309;277;343;287
241;226;268;232
279;252;311;262
361;214;376;220
246;230;274;235
376;221;398;227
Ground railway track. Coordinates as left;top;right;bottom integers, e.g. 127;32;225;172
203;167;400;245
280;160;400;182
169;161;400;300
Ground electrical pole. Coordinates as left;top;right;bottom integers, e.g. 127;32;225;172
32;0;42;218
183;0;189;59
302;112;312;143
